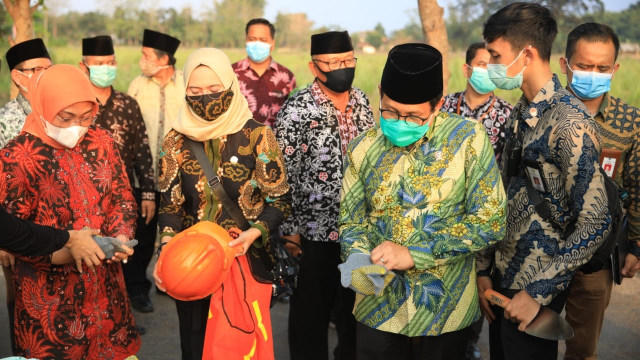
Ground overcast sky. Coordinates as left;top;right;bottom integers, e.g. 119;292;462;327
62;0;637;34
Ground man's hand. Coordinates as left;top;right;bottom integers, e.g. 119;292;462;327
282;234;302;257
0;250;15;270
66;228;105;273
477;276;495;323
621;253;640;278
370;241;415;271
504;290;541;332
140;200;156;225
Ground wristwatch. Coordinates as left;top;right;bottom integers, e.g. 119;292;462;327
156;241;168;257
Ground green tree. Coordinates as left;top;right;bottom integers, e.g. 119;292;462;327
451;0;606;53
210;0;265;48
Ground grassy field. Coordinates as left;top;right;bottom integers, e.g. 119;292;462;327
1;46;639;112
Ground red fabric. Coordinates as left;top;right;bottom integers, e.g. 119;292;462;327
203;255;274;360
0;128;139;360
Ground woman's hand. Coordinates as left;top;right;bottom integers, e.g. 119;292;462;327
105;235;134;264
0;250;15;270
153;236;173;292
228;228;262;256
66;228;104;273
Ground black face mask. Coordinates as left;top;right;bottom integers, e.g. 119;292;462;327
185;86;234;122
316;67;355;93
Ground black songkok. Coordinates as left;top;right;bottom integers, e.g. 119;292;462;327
310;31;353;55
6;38;50;70
142;29;181;55
82;35;115;56
381;43;443;104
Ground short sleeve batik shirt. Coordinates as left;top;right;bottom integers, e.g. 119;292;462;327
232;58;297;127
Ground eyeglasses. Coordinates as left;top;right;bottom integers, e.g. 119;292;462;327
16;66;50;74
379;108;431;128
313;57;357;71
55;114;96;126
187;82;233;101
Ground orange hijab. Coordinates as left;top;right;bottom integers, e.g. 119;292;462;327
21;64;98;149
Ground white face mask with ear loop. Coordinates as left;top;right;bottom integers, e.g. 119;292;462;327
41;116;89;148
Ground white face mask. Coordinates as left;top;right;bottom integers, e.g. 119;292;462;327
42;116;89;148
140;58;170;77
15;70;32;93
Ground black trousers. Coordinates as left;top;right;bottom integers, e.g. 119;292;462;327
355;321;472;360
175;297;210;360
122;189;158;297
488;287;569;360
288;239;356;360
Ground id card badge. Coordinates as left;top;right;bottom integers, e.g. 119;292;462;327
525;161;548;192
600;148;622;180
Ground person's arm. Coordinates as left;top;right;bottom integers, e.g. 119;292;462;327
0;207;106;272
407;124;507;270
241;126;292;248
1;205;68;255
524;114;611;302
339;137;375;261
273;100;303;238
131;99;157;224
102;131;138;239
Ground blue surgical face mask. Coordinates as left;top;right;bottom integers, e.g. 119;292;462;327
379;114;432;147
487;48;527;90
86;64;117;88
567;64;613;100
246;41;271;63
467;66;496;94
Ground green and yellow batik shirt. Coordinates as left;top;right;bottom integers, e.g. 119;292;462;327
339;113;506;336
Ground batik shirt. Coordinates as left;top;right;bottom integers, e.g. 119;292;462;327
476;75;611;305
340;113;506;336
159;120;291;257
274;81;375;242
128;70;184;187
0;93;31;148
593;94;640;245
95;89;155;200
232;58;297;127
442;91;512;162
0;128;140;359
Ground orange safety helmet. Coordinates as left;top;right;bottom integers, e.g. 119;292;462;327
157;221;240;301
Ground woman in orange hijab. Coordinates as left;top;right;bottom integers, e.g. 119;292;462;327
0;64;141;359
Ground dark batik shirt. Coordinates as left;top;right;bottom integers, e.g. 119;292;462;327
593;94;640;244
274;81;375;242
95;89;156;200
442;91;512;162
158;120;291;249
476;75;611;305
232;58;297;127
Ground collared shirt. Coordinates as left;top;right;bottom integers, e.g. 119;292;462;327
95;89;156;200
128;70;184;188
593;93;640;243
0;93;31;148
232;58;297;127
339;113;506;336
476;75;611;305
274;81;375;242
442;91;512;162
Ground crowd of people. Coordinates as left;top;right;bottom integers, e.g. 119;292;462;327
0;1;638;359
